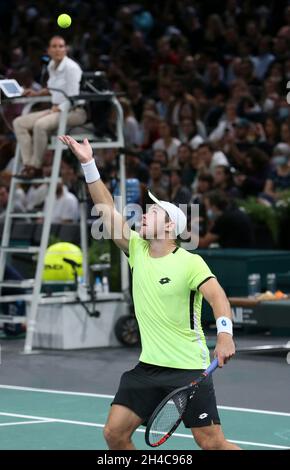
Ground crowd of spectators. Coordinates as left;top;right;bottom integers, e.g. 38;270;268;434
1;0;290;248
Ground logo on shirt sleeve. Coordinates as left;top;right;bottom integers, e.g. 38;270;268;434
159;277;171;285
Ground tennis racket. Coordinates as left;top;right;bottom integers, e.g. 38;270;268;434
145;357;219;447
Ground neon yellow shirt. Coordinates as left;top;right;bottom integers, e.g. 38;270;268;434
128;231;215;369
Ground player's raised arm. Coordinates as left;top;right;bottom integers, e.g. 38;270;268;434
59;135;131;253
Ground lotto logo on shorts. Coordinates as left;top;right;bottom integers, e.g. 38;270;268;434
199;413;208;420
159;277;171;285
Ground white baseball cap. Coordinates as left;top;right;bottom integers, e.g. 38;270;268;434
148;190;187;236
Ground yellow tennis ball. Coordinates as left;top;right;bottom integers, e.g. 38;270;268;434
57;13;72;29
42;242;83;281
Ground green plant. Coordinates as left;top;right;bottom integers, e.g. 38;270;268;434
275;190;290;219
48;233;62;247
238;198;279;243
88;238;121;291
88;238;111;265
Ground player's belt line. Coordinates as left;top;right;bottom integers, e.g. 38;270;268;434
0;385;290;418
0;412;287;449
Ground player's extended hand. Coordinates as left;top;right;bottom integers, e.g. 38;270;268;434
214;333;235;367
58;135;93;164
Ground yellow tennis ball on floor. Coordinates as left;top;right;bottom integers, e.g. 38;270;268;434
57;13;72;29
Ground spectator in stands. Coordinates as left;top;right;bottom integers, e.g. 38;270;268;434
203;14;225;60
239;58;262;99
234;147;270;198
208;101;238;143
0;137;15;173
179;54;203;89
0;182;25;220
119;97;140;147
196;142;229;174
279;122;290;150
127;80;145;122
263;153;290;202
170;169;192;205
253;36;275;80
139;110;160;150
147;161;169;200
168;77;196;129
46;182;79;224
261;116;280;156
221;118;254;165
60;158;79;197
151;149;168;168
198;190;255;248
177;118;204;149
205;61;228;104
125;150;149;184
232;118;254;152
177;100;207;138
176;143;192;171
152;36;180;74
192;172;214;204
261;78;280;113
213;165;236;197
156;81;172;120
181;148;200;188
143;99;158;114
124;31;152;79
153;120;181;168
13;36;86;179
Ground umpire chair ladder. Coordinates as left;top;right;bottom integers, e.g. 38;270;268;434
0;92;127;353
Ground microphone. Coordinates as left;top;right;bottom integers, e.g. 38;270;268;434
40;54;50;86
41;54;50;65
62;258;81;269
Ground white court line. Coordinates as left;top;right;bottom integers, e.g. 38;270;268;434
219;405;290;417
0;384;290;418
0;412;104;429
0;384;112;399
0;419;55;427
0;412;288;450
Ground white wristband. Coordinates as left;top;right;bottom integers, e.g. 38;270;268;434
216;316;233;335
81;159;100;183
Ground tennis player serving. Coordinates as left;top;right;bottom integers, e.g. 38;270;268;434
59;135;240;450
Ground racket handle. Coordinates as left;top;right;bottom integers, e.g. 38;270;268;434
205;357;219;375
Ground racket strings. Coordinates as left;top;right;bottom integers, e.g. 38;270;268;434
148;389;189;444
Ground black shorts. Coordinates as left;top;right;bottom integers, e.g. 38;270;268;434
111;362;221;428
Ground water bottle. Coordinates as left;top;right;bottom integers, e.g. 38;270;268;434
102;275;109;294
266;273;276;293
78;276;87;300
247;273;261;297
95;276;103;294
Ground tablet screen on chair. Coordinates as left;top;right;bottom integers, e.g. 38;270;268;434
0;79;24;98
